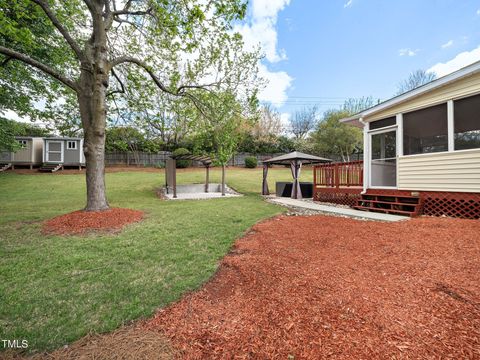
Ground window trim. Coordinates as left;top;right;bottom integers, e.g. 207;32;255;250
18;139;27;146
399;146;480;159
67;141;77;150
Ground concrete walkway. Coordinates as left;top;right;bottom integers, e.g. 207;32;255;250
269;197;407;222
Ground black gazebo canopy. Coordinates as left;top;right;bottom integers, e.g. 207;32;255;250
262;151;331;199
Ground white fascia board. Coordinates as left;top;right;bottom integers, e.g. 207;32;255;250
361;61;480;118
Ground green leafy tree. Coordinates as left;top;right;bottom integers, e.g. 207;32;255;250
0;118;23;151
193;91;256;195
0;0;259;210
0;118;50;151
311;109;362;162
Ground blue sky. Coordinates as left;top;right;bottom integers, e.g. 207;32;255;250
239;0;480;121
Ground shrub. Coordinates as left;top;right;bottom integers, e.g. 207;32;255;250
244;156;258;168
172;148;192;168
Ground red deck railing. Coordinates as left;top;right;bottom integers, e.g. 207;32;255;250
313;161;364;206
314;160;363;188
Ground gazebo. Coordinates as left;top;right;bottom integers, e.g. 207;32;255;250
261;151;331;199
165;154;215;198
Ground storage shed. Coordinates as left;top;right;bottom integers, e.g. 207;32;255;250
43;137;85;169
0;137;44;169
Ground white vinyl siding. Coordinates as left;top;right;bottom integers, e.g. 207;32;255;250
397;149;480;192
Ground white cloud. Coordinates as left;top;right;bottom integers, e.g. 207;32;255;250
280;112;291;130
441;40;453;49
235;19;287;63
252;0;290;18
235;0;290;63
428;45;480;77
235;0;292;106
399;48;419;57
344;0;353;8
257;63;293;105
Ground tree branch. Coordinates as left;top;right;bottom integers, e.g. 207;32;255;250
106;68;125;97
29;0;84;60
0;46;77;91
112;8;151;16
110;56;216;119
111;56;180;95
82;0;95;14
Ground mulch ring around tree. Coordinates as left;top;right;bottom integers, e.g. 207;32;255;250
42;208;144;236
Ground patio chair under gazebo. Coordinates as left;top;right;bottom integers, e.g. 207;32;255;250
262;151;331;199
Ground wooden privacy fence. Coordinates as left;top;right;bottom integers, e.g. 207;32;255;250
227;153;284;167
104;151;285;167
105;151;172;166
313;161;364;207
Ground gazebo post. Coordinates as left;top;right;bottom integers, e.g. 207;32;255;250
205;165;209;193
173;159;177;198
221;164;226;196
262;163;269;195
293;159;298;199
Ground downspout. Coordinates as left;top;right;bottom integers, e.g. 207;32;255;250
359;117;368;194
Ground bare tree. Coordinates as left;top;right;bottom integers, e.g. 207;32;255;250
289;106;318;140
342;96;379;114
396;69;437;95
252;104;284;140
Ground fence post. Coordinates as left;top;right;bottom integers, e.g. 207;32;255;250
334;163;339;189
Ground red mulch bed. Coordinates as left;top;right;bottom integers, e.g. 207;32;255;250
143;216;480;359
42;208;144;235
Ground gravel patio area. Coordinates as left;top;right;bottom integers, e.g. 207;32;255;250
41;215;480;359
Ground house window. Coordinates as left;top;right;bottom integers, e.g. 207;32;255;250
454;94;480;150
369;116;396;130
403;103;448;155
67;141;77;150
18;140;27;146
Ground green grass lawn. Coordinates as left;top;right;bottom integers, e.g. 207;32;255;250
0;167;312;353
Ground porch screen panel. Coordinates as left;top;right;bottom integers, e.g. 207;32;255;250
369;116;396;130
454;94;480;150
371;131;396;187
403;103;448;155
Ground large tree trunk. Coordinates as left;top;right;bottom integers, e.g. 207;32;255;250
78;80;109;211
77;5;110;211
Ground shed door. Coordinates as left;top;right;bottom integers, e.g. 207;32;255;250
46;141;63;163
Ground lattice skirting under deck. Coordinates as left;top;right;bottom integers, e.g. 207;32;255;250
365;189;480;219
314;188;362;207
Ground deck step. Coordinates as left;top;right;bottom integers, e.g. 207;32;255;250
353;205;418;216
0;163;12;172
355;193;423;217
38;163;63;173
